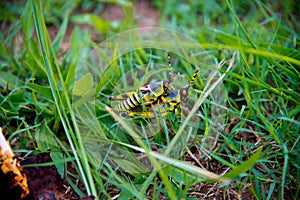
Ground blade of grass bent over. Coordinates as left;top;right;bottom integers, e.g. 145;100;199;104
105;106;177;199
164;52;237;156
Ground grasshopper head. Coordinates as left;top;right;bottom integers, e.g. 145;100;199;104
180;87;189;102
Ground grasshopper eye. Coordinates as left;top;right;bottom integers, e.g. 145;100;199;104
180;88;189;102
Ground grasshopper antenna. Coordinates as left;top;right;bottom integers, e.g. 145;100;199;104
167;50;178;82
187;68;199;89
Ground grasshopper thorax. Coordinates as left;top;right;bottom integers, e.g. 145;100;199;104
149;79;170;96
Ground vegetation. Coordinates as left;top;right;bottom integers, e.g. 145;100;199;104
0;0;299;199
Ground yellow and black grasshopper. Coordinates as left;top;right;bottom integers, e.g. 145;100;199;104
125;68;199;118
108;51;199;119
108;52;176;113
108;79;171;112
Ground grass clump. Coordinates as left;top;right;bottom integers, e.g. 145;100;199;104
0;0;299;199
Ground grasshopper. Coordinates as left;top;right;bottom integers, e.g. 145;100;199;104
124;68;199;118
108;51;176;112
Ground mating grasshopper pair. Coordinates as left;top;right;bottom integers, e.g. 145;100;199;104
108;52;199;119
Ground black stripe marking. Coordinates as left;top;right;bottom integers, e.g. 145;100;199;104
129;96;137;107
123;101;130;110
126;98;134;108
133;93;141;105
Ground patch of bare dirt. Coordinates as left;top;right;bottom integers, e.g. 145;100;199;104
46;0;159;57
21;152;83;200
